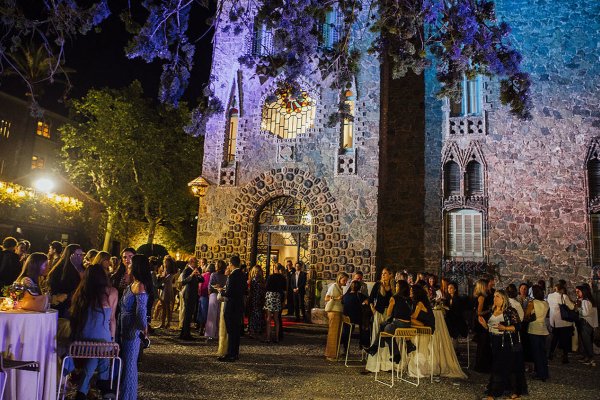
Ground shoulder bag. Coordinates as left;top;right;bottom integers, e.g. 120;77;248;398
559;294;579;323
18;291;50;312
324;284;341;312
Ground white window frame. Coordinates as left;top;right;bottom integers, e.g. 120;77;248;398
446;209;484;259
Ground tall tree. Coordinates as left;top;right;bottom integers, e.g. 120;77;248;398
60;81;202;249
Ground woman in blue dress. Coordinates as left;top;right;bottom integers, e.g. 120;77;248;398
119;255;149;400
69;263;118;399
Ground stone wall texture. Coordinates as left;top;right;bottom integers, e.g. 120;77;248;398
197;0;600;284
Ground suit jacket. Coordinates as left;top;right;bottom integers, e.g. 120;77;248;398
224;268;246;317
0;250;21;287
180;266;203;302
292;270;307;295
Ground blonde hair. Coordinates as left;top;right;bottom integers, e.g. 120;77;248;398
336;272;349;286
473;279;488;298
493;289;510;313
379;267;394;296
92;251;111;266
249;265;264;283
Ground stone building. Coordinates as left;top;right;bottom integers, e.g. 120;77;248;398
194;0;600;284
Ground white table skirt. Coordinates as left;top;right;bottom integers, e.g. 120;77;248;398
0;309;58;400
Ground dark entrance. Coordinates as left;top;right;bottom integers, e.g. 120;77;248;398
251;196;311;276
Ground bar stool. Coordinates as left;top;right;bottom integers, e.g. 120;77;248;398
0;355;40;400
58;341;122;400
414;326;434;383
375;327;417;387
337;316;365;367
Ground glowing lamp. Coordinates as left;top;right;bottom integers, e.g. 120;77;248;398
34;177;55;193
188;176;210;198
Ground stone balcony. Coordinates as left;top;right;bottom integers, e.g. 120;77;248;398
448;115;486;136
443;194;487;210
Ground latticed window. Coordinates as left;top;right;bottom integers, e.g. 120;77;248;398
251;21;274;56
592;214;600;264
450;75;482;117
588;159;600;199
342;90;354;149
36;121;51;138
261;85;316;140
466;161;483;195
321;6;344;49
446;209;483;259
0;119;10;139
444;160;461;196
224;108;238;164
31;155;45;169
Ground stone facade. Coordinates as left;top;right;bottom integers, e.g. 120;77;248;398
196;0;600;283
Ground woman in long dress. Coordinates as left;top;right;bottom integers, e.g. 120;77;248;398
216;264;232;356
205;260;228;339
365;267;394;372
473;278;493;373
324;272;349;360
119;255;149;400
247;265;266;338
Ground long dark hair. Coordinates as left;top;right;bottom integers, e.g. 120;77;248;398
576;284;596;307
69;264;110;337
131;254;152;289
49;244;81;279
16;252;48;284
411;284;432;310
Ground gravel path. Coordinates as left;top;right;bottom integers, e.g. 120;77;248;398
138;326;600;400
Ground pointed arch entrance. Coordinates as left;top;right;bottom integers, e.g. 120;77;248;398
252;196;312;275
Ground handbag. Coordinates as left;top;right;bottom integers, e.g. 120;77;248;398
18;291;50;312
559;295;579;322
324;284;341;312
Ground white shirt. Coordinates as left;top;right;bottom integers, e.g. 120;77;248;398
579;299;599;328
509;298;524;322
547;292;574;328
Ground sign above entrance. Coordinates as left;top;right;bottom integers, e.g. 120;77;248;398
260;224;311;233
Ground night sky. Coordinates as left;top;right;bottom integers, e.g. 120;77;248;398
1;1;214;115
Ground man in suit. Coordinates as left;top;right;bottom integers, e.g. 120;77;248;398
179;257;203;340
219;255;246;362
285;260;296;316
292;261;307;321
0;237;21;287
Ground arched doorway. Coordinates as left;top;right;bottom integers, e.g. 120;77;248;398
251;196;312;276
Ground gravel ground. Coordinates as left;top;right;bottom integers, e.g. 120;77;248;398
137;324;600;400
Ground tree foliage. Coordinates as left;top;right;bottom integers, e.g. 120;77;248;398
60;81;203;246
0;0;532;120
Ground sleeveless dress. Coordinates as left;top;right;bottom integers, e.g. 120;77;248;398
119;286;148;400
78;307;112;394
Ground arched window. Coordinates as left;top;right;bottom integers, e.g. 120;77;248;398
341;90;354;149
224;108;238;164
466;160;483;195
588;159;600;199
446;209;483;259
450;75;482;117
592;214;600;264
444;160;461;197
261;84;316;140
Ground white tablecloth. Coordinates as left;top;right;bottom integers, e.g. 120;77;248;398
367;309;467;379
0;309;58;400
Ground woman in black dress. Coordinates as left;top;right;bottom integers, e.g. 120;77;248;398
473;278;493;373
444;281;468;345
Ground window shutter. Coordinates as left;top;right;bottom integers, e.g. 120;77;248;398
444;161;460;196
464;214;473;253
592;214;600;264
466;161;483;194
446;210;483;259
588;159;600;198
447;214;456;255
473;212;483;256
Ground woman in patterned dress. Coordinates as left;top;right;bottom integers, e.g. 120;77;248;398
119;255;149;400
247;265;266;338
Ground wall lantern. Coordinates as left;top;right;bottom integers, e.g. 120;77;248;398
188;176;210;198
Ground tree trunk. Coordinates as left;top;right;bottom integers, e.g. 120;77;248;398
102;211;115;252
147;218;157;244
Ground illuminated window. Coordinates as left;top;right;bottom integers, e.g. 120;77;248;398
321;6;344;50
224;108;239;164
450;75;482;117
261;84;316;140
341;90;354;149
446;209;483;259
0;119;10;139
251;21;274;56
31;155;45;170
36;121;51;138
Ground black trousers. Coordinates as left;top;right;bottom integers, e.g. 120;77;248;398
225;312;242;358
180;297;197;337
293;292;305;320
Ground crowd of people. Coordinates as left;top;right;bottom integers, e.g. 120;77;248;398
1;235;599;400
